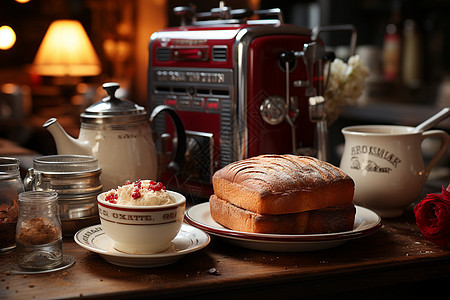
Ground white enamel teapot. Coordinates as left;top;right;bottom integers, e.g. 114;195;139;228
44;82;186;190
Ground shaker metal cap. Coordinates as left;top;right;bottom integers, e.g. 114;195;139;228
81;82;146;117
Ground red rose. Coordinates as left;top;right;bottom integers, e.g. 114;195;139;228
414;184;450;247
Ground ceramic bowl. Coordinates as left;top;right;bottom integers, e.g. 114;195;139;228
97;191;186;254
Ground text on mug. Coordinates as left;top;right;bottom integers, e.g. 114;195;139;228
351;145;401;168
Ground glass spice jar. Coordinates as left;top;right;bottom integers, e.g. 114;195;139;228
24;154;102;235
0;157;24;252
16;191;63;270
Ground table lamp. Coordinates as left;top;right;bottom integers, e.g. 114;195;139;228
33;19;101;79
32;19;101;113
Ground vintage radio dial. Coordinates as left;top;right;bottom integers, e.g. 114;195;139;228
259;96;286;125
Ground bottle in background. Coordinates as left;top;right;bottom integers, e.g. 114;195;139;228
402;18;422;89
382;0;402;82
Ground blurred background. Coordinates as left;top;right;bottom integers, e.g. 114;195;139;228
0;0;449;163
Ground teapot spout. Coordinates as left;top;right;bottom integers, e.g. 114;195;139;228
43;118;92;155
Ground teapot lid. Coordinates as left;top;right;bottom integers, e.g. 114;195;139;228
81;82;146;117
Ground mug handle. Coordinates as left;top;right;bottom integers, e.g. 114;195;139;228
421;130;449;176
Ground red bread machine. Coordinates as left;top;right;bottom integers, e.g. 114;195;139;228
148;3;331;198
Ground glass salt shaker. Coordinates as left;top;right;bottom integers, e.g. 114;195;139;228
16;191;63;270
0;157;24;252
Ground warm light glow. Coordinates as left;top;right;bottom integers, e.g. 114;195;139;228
103;39;131;62
0;25;17;50
247;0;260;10
1;83;19;94
15;0;31;3
33;20;101;77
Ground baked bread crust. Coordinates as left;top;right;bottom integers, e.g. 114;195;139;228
212;155;355;215
210;194;356;234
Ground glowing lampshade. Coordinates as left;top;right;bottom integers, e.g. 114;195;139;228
33;20;101;77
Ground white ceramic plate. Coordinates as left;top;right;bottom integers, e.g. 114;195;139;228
185;203;381;252
74;223;210;268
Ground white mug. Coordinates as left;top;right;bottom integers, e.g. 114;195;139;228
340;125;449;218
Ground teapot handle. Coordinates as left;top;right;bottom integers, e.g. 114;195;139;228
149;105;187;174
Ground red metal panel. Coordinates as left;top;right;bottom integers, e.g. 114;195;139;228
246;35;314;156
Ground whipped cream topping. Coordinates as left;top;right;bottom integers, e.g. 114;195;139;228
104;180;175;206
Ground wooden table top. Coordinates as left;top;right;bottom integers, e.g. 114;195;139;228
1;204;449;300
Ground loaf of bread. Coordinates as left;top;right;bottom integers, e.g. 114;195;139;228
210;194;356;234
212;155;355;215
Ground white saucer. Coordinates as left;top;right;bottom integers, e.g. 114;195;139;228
185;203;381;252
74;223;210;268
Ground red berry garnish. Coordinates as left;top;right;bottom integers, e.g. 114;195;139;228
132;189;141;199
155;182;163;191
105;193;118;203
125;180;131;185
148;181;165;191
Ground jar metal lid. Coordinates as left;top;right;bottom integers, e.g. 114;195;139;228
0;157;20;177
24;155;103;198
32;155;100;173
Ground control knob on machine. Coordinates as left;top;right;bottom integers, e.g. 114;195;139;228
259;95;286;125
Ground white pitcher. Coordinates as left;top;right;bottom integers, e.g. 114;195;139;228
340;125;449;217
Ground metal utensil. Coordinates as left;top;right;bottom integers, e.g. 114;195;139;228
308;96;327;161
413;107;450;133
